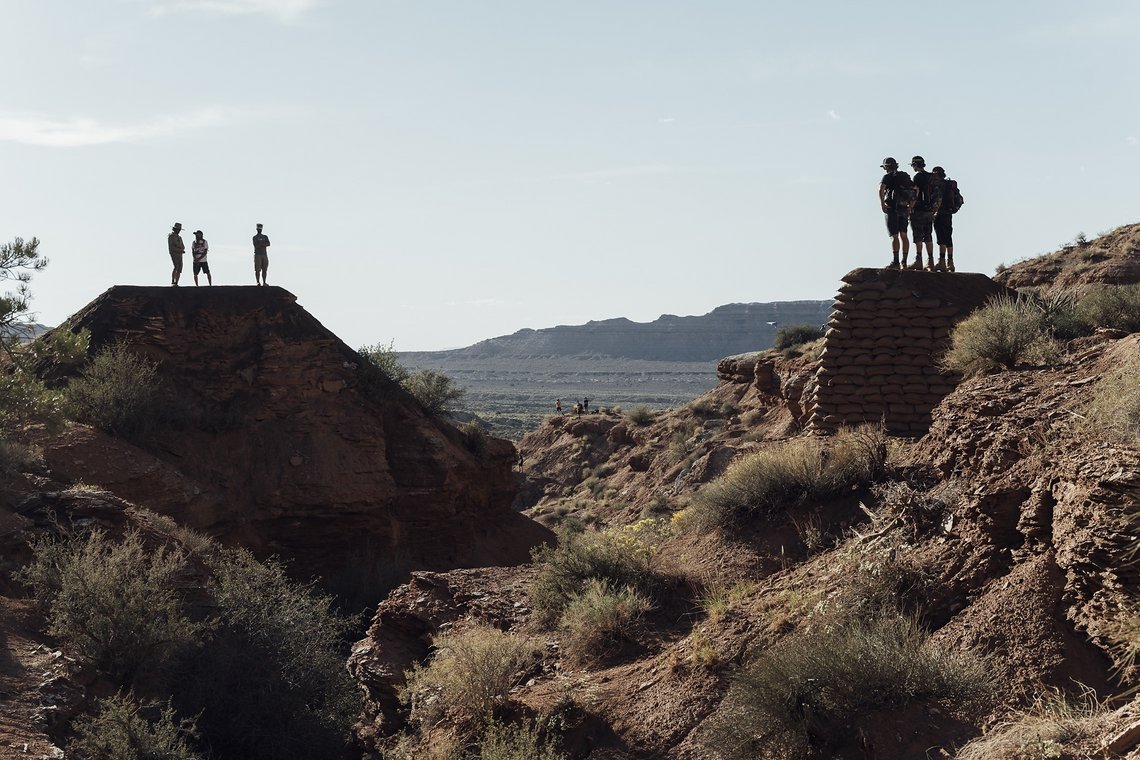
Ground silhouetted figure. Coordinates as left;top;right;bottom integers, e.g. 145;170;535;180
574;402;582;417
878;158;914;269
909;156;939;271
555;398;563;415
583;397;589;413
932;166;962;272
253;223;271;286
168;222;185;286
192;230;212;286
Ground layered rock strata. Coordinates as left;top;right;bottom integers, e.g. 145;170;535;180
809;268;1012;436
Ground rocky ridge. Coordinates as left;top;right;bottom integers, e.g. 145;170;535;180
350;266;1140;758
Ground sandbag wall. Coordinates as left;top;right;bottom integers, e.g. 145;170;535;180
808;267;1012;437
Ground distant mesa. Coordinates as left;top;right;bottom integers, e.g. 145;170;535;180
402;300;834;363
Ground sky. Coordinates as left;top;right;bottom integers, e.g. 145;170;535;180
3;1;1140;351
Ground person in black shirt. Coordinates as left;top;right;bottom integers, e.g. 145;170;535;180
878;157;913;269
931;166;956;272
253;223;271;286
908;156;940;271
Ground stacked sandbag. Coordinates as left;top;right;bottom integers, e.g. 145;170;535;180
809;267;1013;437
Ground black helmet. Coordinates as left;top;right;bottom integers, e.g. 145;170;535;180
881;157;898;168
910;155;925;167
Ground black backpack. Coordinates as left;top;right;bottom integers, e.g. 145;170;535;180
885;172;916;208
944;178;965;214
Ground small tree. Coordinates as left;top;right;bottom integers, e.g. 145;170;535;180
0;237;48;356
405;368;466;415
359;340;411;385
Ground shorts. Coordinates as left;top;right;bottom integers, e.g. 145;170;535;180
910;211;935;243
193;261;211;275
884;209;910;236
254;253;269;271
170;253;183;272
934;214;953;247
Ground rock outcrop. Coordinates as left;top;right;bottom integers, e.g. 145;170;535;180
42;286;550;578
995;222;1140;291
810;268;1013;436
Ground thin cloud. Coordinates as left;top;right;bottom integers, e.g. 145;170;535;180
659;117;677;123
1128;136;1138;146
127;0;321;22
827;109;841;120
0;108;230;147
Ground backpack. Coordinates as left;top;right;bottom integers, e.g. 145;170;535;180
944;178;964;214
885;172;916;209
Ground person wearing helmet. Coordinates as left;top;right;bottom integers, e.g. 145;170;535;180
878;157;914;269
931;166;957;272
908;156;940;271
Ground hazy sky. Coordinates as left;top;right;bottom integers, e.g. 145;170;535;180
4;1;1139;350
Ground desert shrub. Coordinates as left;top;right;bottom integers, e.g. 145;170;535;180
626;405;655;426
698;581;755;624
1073;283;1140;335
68;694;202;760
718;400;738;417
689;397;717;416
479;719;565;760
403;623;540;729
833;547;934;623
460;420;488;456
0;437;43;475
869;479;961;539
955;687;1107;760
559;578;653;664
687;426;886;532
774;324;824;350
18;530;202;686
942;294;1059;375
64;342;162;439
1082;360;1140;446
0;368;65;431
530;526;662;623
177;548;359;760
405;368;466;416
358;340;411;385
706;614;990;759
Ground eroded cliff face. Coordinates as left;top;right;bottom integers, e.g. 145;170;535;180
41;286;550;577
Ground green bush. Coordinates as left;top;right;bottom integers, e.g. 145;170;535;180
942;294;1058;375
177;548;360;760
559;578;653;665
358;340;411;385
687;426;886;532
18;530;202;686
405;368;466;416
530;528;661;623
68;694;202;760
706;615;990;759
1072;283;1140;335
479;719;565;760
1083;360;1140;446
626;405;656;426
64;342;162;439
0;368;64;432
402;623;539;729
774;324;824;350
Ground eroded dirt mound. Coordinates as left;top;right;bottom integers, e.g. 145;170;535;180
995;222;1140;291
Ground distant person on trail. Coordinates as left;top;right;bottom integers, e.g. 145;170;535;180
878;158;914;269
556;398;563;415
909;156;940;271
191;230;212;286
168;222;185;286
583;397;589;413
253;223;271;286
931;166;962;272
574;401;582;417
